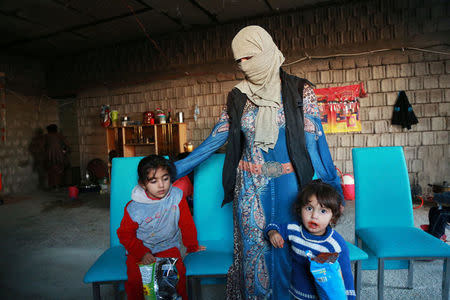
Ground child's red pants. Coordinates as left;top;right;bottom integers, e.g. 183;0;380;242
125;247;187;300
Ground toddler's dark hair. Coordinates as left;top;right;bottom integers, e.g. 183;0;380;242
295;179;342;226
137;155;175;184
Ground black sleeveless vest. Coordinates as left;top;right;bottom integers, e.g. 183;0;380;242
221;69;315;206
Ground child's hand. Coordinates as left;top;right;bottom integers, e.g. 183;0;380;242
268;230;284;248
196;245;206;252
141;252;156;265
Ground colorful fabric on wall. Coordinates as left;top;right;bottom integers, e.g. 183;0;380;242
314;82;366;133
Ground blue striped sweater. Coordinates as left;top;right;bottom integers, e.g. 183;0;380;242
265;222;356;300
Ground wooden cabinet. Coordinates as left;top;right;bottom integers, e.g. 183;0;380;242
106;123;187;157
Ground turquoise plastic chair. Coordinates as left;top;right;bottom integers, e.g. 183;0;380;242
346;241;368;300
353;147;450;300
83;156;143;300
184;153;234;300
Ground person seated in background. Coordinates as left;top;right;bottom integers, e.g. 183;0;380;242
44;124;70;191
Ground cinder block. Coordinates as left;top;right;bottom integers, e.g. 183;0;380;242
358;68;371;81
439;74;450;88
306;72;319;84
430;61;445;75
414;90;428;103
320;71;332;83
205;94;214;106
332;70;344;82
372;66;385;79
372;93;385;106
386;65;399;78
212;83;222;94
388;123;403;133
361;121;374;133
417;146;428;159
342;58;355;69
292;61;317;73
394;78;408;90
408;132;422;146
339;135;353;147
394;133;407;146
423;103;439;117
355;57;369;67
416;117;430;131
414;62;429;76
438;103;450;116
403;147;417;161
367;135;380;147
409;52;424;63
382;53;409;65
408;77;424;90
316;60;330;71
400;64;414;77
380;133;393;146
326;135;337;147
429;145;444;158
366;80;380;93
381;79;394;92
368;107;380;120
386;92;398;105
432;117;446;130
368;55;382;66
330;59;343;69
434;131;448;145
424;76;439;89
411;159;423;172
336;147;348;160
422;131;435;145
344;160;353;174
345;69;356;82
375;120;388;133
429;89;443;103
215;93;227;106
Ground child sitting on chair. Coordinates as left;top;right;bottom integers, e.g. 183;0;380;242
117;155;205;300
265;180;355;300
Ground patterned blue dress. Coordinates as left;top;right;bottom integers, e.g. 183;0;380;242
175;85;342;299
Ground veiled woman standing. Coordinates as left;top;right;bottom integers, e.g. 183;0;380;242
175;25;342;299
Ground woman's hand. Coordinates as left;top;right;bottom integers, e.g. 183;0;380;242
268;230;284;248
140;252;156;265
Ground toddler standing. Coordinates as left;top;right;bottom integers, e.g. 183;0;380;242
117;155;205;300
265;180;355;299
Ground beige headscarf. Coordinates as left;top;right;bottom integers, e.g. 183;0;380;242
231;25;285;152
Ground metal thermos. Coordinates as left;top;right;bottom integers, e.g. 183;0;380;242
177;112;184;123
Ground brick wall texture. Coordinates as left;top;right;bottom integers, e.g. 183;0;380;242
43;0;450;192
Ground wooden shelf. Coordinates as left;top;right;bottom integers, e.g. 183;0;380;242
125;142;156;146
106;123;187;157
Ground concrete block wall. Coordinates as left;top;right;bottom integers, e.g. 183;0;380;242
48;0;449;192
0;56;59;194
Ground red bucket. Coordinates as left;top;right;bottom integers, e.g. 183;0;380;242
68;186;79;200
336;167;355;201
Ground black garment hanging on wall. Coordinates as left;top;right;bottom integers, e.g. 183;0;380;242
392;91;418;130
